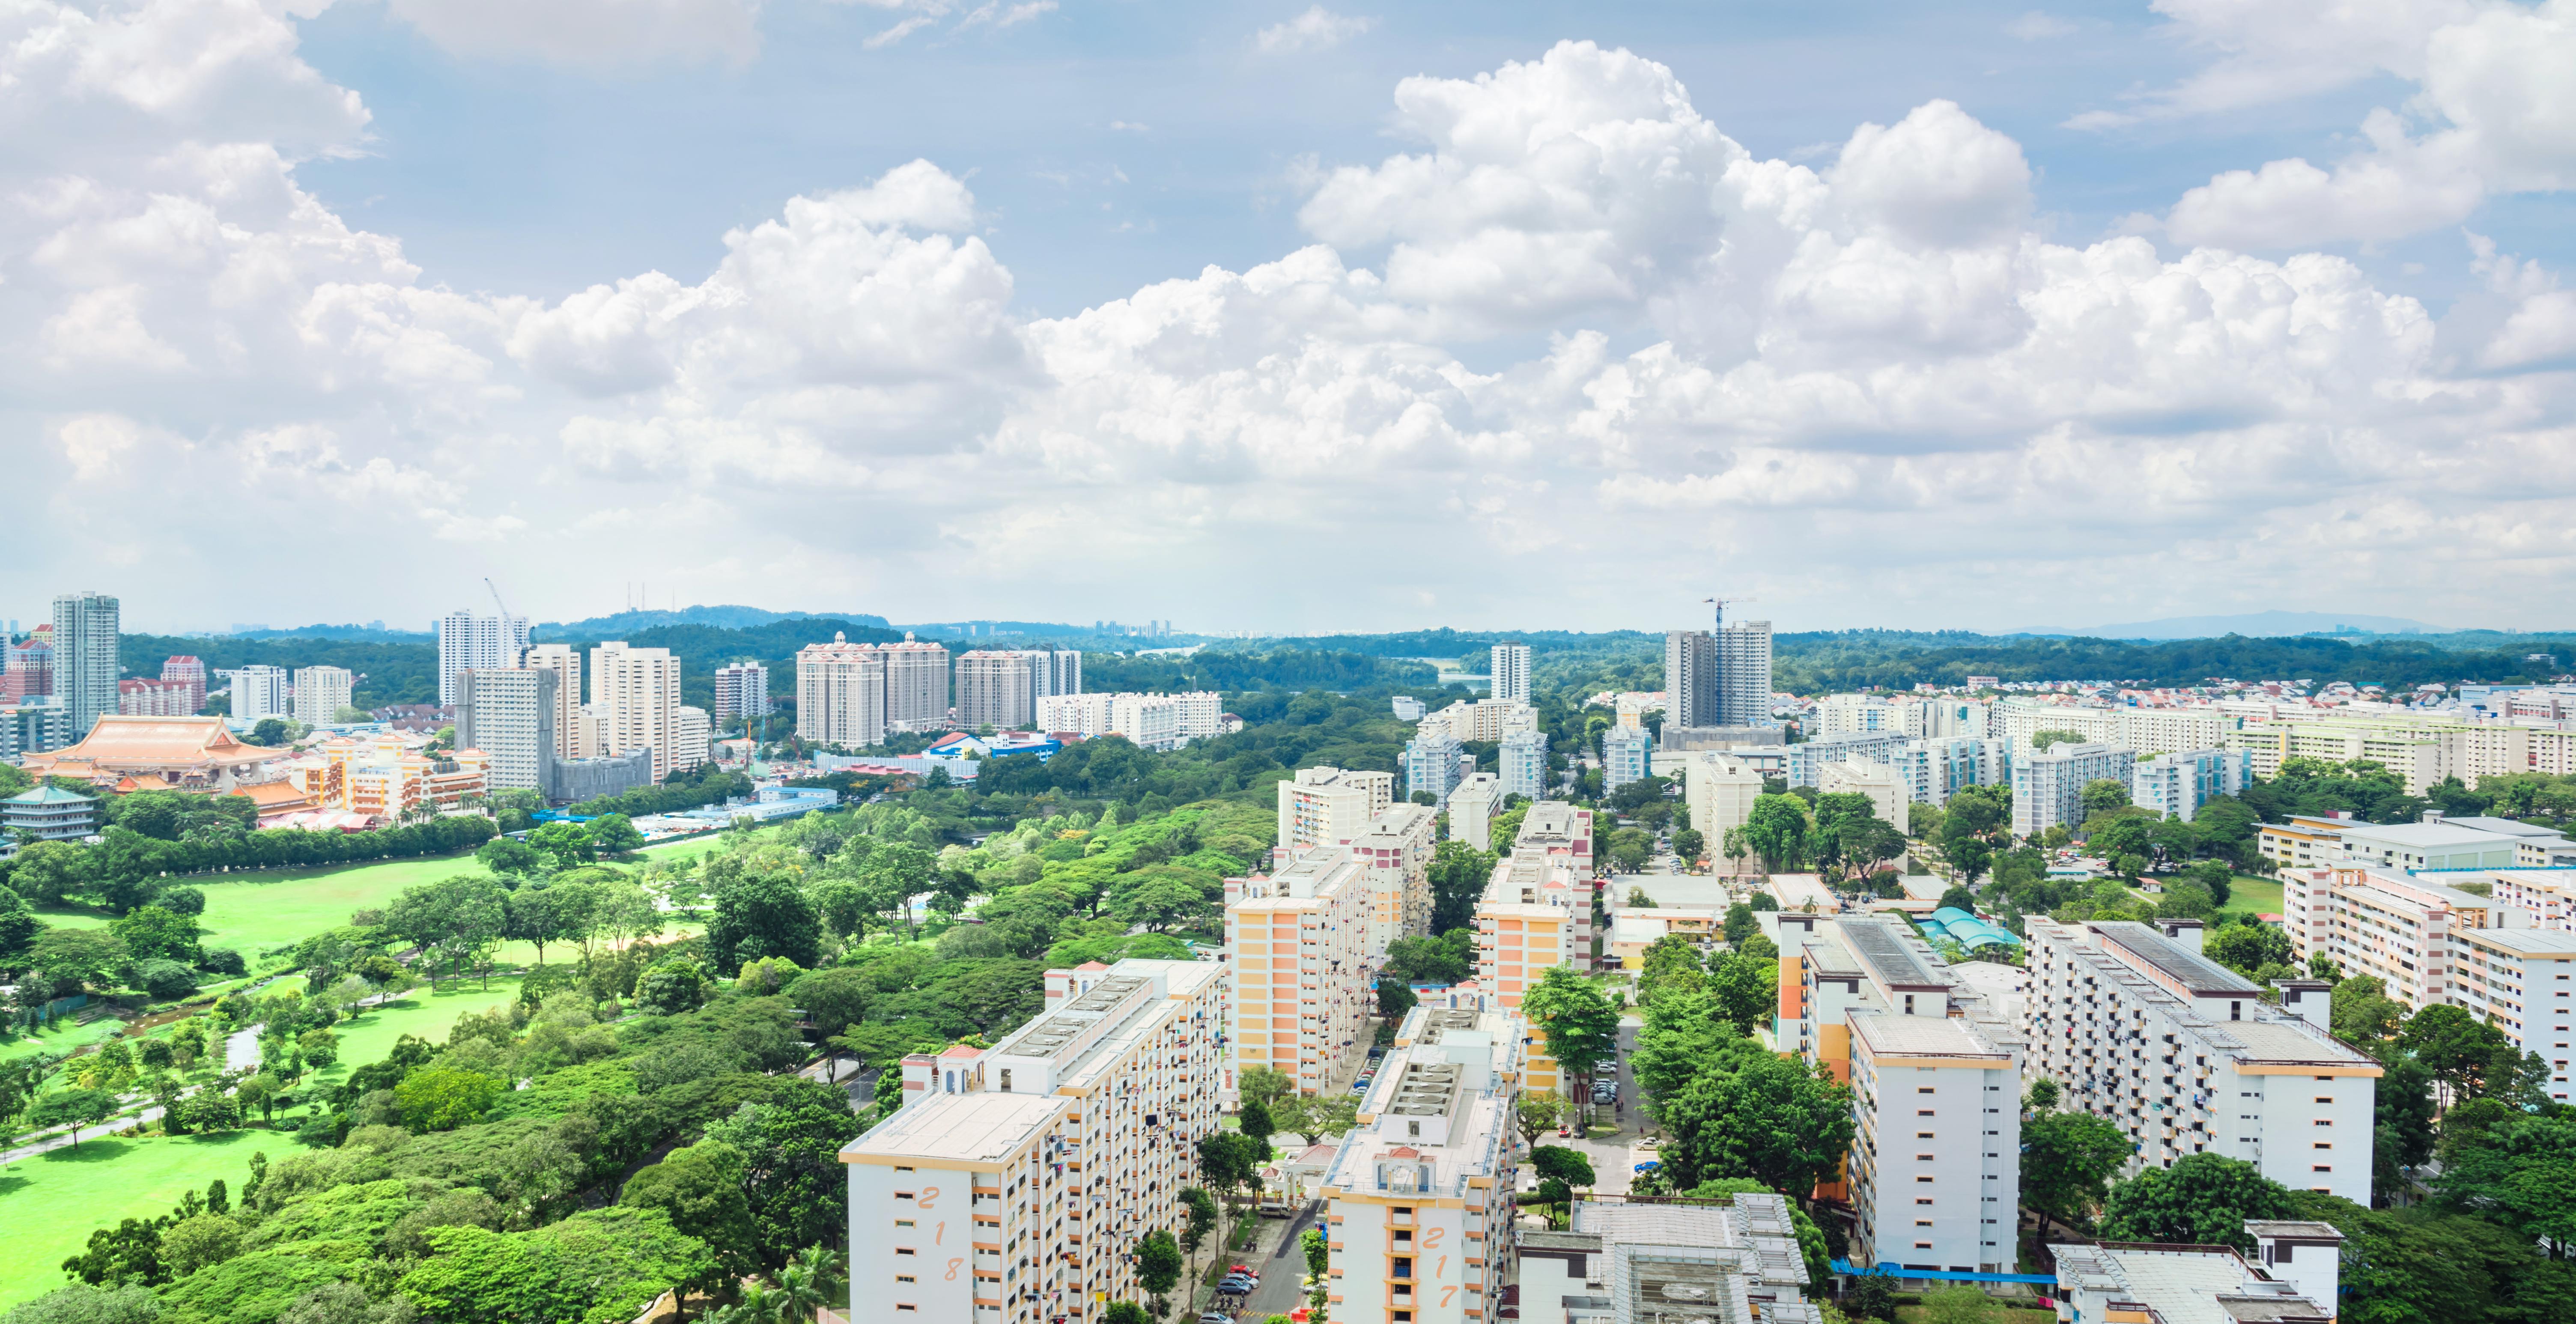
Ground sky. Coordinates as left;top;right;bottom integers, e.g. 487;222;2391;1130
4;0;2573;638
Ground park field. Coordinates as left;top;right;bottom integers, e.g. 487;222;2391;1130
316;977;527;1079
0;1128;271;1312
2217;875;2284;919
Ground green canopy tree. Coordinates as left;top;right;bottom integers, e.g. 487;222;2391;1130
2021;1109;2133;1239
1658;1052;1853;1197
2098;1153;2296;1251
1520;966;1619;1121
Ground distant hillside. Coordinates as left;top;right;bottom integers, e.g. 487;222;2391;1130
2012;610;2447;639
226;623;435;643
535;604;889;637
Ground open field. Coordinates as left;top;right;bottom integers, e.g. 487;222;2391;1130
2217;875;2284;919
0;1016;123;1064
318;977;527;1077
0;1128;271;1311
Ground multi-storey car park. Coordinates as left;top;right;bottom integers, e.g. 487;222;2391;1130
1320;1004;1524;1324
2024;919;2381;1206
1516;1198;1830;1324
841;959;1225;1324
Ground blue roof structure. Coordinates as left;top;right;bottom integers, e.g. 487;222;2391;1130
1917;907;2023;949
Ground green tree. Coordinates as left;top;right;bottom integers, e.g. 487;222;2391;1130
1707;953;1775;1036
2434;1113;2576;1259
60;1218;170;1288
1672;827;1705;860
1920;1284;2004;1324
1135;1228;1182;1316
2203;921;2292;978
397;1206;714;1324
394;1067;503;1131
586;812;645;856
527;820;595;868
1514;1091;1571;1146
475;835;543;879
622;1140;761;1291
638;956;712;1014
1742;795;1810;871
858;841;940;940
1179;1187;1219;1266
158;1213;245;1278
2080;778;2132;816
2031;729;2087;751
383;874;507;988
2021;1109;2133;1238
1520;966;1619;1121
27;1087;117;1149
705;868;824;975
1102;1305;1149;1324
2099;1153;2297;1250
1659;1051;1854;1196
1195;1131;1267;1252
107;905;200;964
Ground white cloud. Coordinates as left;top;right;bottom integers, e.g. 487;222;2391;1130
1256;6;1376;54
2115;0;2576;249
368;0;766;68
2004;10;2077;39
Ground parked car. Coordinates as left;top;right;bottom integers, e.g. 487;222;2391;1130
1592;1081;1617;1103
1201;1313;1234;1324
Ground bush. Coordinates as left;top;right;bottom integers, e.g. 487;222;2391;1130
196;948;247;978
136;959;200;1001
0;1283;163;1324
157;887;206;917
630;1043;737;1095
392;1068;503;1133
635;958;709;1016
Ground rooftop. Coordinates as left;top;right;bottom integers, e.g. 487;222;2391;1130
2454;926;2576;956
1848;1011;2010;1062
841;1089;1063;1164
2337;820;2525;848
2092;921;2263;997
2215;1019;2376;1069
1839;915;1944;989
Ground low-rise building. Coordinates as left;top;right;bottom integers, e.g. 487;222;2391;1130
1604;907;1720;969
2051;1223;2342;1324
21;715;291;792
1;784;99;840
841;959;1225;1324
1320;1004;1523;1324
1515;1196;1827;1324
2025;918;2380;1206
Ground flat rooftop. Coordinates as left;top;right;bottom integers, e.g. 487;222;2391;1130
2092;921;2262;996
2454;926;2576;955
1849;1011;2010;1062
1839;916;1944;989
2214;1019;2376;1070
842;1089;1062;1164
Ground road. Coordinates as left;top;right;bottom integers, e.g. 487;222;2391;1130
1225;1200;1321;1321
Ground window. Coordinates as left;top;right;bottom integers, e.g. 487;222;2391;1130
2314;1096;2332;1104
1000;1068;1013;1091
1917;1175;1935;1183
2314;1118;2332;1126
1917;1154;1935;1161
896;1220;915;1228
1917;1132;1935;1139
1919;1109;1936;1116
896;1192;915;1202
897;1276;915;1284
896;1248;916;1257
1916;1198;1934;1205
1393;1257;1413;1279
2314;1142;2331;1149
2314;1165;2331;1172
1918;1086;1936;1094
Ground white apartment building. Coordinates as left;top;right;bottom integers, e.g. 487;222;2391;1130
2449;925;2576;1103
1035;691;1222;751
2129;747;2251;823
2481;868;2576;929
2114;707;2232;756
2224;721;2448;794
435;609;530;707
1714;620;1773;727
1320;1004;1522;1324
1781;915;2023;1274
290;666;353;728
2024;919;2380;1206
1816;693;1904;736
797;634;887;749
1497;730;1548;801
1279;766;1397;853
1989;698;2117;754
671;704;710;774
712;662;769;724
1392;696;1425;722
455;668;558;793
1405;727;1465;804
590;641;684;783
1784;731;1911;787
1820;760;1906;829
842;960;1225;1324
233;665;291;723
1446;773;1500;851
1518;1198;1827;1324
1881;736;2001;809
1684;752;1764;855
1354;802;1438;948
1601;726;1650;793
956;650;1038;730
51;592;118;740
2010;741;2136;839
525;645;584;758
1489;643;1530;705
882;635;951;733
1904;698;1990;740
2280;865;2522;1012
2053;1226;2342;1324
1421;698;1538;743
1226;849;1376;1098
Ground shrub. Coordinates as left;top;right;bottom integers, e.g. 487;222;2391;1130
137;959;200;1002
392;1069;503;1133
197;949;247;978
158;887;207;917
635;958;709;1015
0;1283;163;1324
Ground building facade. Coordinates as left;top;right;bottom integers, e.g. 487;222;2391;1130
233;665;292;723
2010;741;2137;839
1784;730;1911;787
712;662;771;725
1489;642;1530;704
525;645;584;758
2130;747;2251;823
1497;730;1548;801
1715;619;1773;726
1601;726;1651;794
955;651;1037;730
591;641;684;783
840;960;1225;1324
797;634;888;749
881;635;951;733
1819;759;1907;829
2024;919;2379;1207
456;667;558;793
1226;850;1376;1097
160;656;206;715
292;665;354;728
1446;773;1500;850
1279;766;1396;852
116;679;194;717
1404;728;1466;804
435;609;530;707
52;592;118;740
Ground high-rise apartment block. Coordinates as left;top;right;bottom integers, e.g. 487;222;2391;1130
160;656;206;714
1319;1002;1524;1324
1775;914;2024;1273
797;634;888;749
1664;628;1716;731
524;645;584;758
1715;619;1773;725
1497;729;1548;800
712;662;770;725
1784;730;1911;786
1418;698;1537;743
1880;736;2001;808
2026;919;2379;1206
590;641;687;783
1404;727;1465;803
882;635;951;733
1472;803;1596;1098
1601;725;1650;793
1353;802;1438;948
1683;753;1763;863
672;704;710;773
51;592;118;740
2131;747;2251;822
115;679;194;716
1036;692;1221;751
456;667;559;793
841;960;1224;1324
954;650;1036;729
291;666;354;728
1819;759;1905;827
1446;773;1500;850
1225;849;1377;1097
2009;740;2136;838
1489;642;1530;704
436;609;529;706
1278;766;1396;852
233;665;292;722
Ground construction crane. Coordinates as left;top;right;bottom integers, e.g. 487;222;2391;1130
484;577;514;621
1704;596;1757;628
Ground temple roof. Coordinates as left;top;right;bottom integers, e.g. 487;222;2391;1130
24;716;288;772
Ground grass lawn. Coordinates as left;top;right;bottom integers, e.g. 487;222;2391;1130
0;1016;123;1064
2218;875;2284;919
0;1128;274;1311
319;977;526;1077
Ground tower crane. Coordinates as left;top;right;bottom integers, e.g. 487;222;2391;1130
1704;596;1757;628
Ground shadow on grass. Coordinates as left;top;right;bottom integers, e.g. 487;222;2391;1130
37;1138;134;1164
0;1173;28;1197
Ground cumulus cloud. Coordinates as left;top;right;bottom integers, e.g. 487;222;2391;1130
9;19;2576;630
2125;0;2576;248
1256;6;1376;54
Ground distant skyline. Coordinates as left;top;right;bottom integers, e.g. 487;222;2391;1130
7;1;2574;632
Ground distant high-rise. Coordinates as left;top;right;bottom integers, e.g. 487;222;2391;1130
1714;619;1773;725
1664;629;1717;730
233;665;292;722
1498;729;1549;799
3;626;54;704
160;656;206;714
796;634;887;748
292;666;355;727
955;650;1036;729
457;667;558;793
1490;642;1531;704
437;610;531;706
881;635;950;733
590;641;686;783
524;645;584;758
51;592;118;739
713;662;771;725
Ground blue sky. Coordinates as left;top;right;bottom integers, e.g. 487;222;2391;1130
5;0;2574;635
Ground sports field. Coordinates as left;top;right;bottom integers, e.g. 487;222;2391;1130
0;1128;270;1311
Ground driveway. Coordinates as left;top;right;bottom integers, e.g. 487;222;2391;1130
1221;1200;1320;1321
